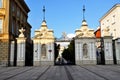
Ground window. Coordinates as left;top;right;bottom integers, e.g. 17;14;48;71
106;19;110;27
102;23;104;25
16;23;19;35
0;0;2;8
23;16;25;23
21;12;23;21
12;19;16;34
112;15;115;25
17;8;20;17
41;44;46;58
107;20;109;22
0;19;3;33
12;1;15;12
110;33;113;36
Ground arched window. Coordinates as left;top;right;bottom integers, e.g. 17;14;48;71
41;44;46;58
83;43;88;58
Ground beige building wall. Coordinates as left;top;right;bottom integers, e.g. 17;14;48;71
100;4;120;39
0;0;9;40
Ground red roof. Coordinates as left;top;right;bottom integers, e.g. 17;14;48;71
94;28;101;38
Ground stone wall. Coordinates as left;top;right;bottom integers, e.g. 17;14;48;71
0;41;9;66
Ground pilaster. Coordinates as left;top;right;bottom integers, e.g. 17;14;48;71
16;27;26;66
16;37;26;66
10;41;15;66
33;40;41;66
103;36;113;64
115;38;120;64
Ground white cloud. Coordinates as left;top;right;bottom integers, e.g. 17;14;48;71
67;33;75;38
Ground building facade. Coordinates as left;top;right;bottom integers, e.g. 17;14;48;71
75;20;97;64
100;4;120;39
75;19;114;65
0;0;32;66
0;1;120;66
33;20;55;66
100;4;120;64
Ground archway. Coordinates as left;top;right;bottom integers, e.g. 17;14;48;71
54;39;75;65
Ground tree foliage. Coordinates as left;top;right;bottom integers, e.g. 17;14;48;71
62;39;75;64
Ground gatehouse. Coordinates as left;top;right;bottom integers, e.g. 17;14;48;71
0;0;120;66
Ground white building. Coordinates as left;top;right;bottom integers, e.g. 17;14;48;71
100;4;120;39
75;20;97;65
100;4;120;64
33;20;55;66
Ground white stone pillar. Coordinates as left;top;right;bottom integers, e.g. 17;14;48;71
38;43;41;61
89;43;92;59
16;38;26;66
104;36;113;64
47;43;51;61
75;39;83;65
75;41;78;61
10;41;15;66
51;43;54;61
47;43;54;65
33;40;41;66
92;42;96;60
115;39;120;64
92;42;96;64
33;43;37;62
79;43;82;60
16;27;26;66
75;40;81;64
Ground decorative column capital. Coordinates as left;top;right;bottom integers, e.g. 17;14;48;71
19;27;25;38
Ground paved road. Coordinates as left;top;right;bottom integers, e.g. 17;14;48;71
0;65;120;80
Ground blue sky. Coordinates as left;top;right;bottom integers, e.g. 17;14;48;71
25;0;120;38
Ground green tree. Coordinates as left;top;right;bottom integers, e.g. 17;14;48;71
62;39;75;64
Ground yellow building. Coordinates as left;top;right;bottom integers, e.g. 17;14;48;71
0;0;32;66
